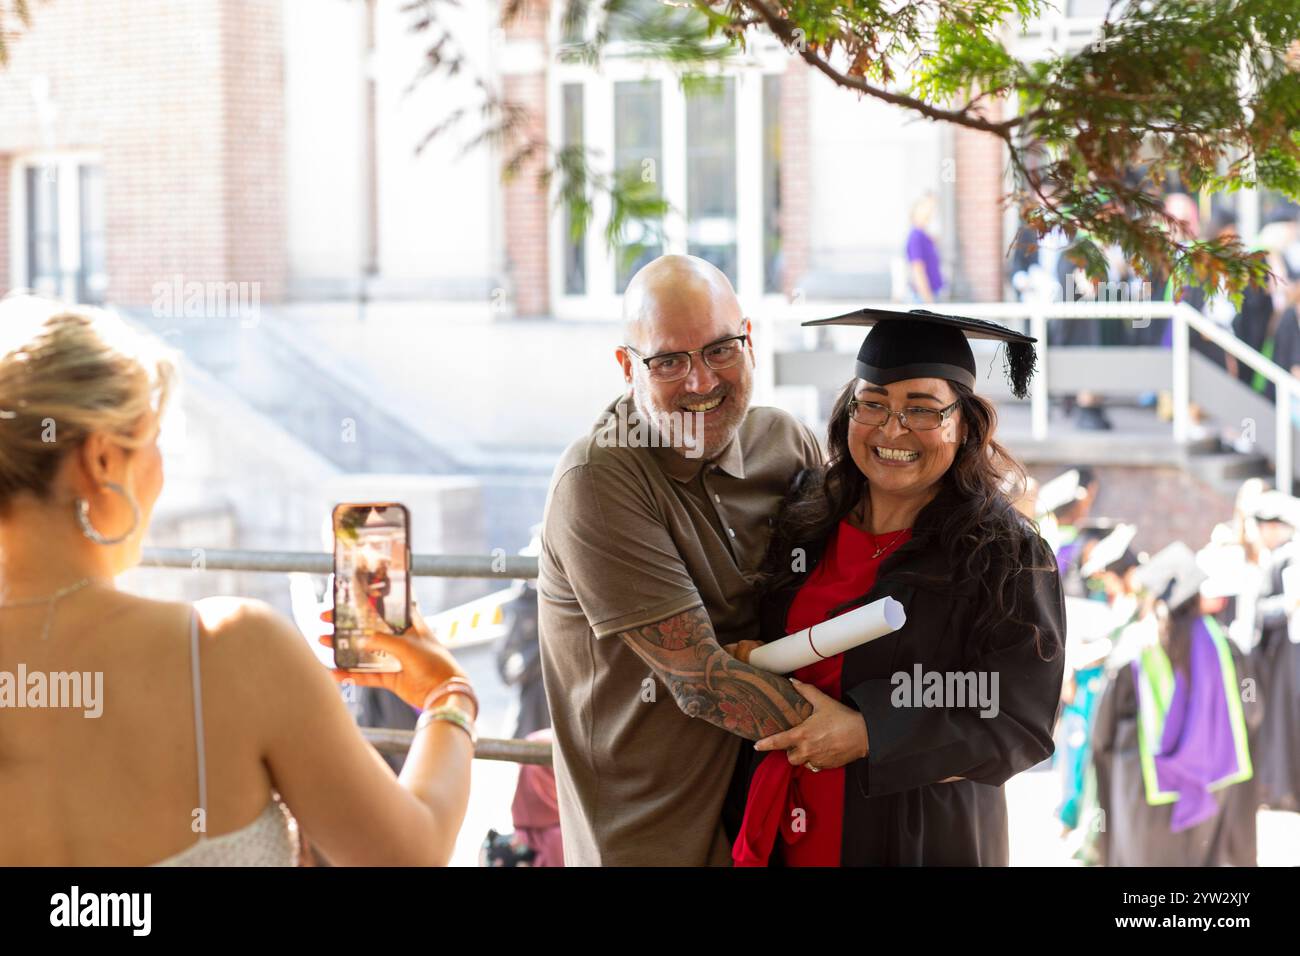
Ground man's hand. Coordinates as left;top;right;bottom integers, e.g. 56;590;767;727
754;680;869;770
720;640;764;664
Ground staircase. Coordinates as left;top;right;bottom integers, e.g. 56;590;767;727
127;310;460;474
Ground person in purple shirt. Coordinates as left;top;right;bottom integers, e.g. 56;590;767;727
905;192;944;303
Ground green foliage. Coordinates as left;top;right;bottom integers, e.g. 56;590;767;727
0;0;34;65
414;0;1300;296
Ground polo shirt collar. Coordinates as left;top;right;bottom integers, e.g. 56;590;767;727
651;425;747;482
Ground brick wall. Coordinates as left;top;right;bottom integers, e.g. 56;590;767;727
953;99;1007;303
0;0;285;308
779;58;811;299
501;3;550;318
221;0;287;303
1025;462;1235;556
0;153;9;292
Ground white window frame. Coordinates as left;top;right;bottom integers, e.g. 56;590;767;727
8;151;105;302
547;9;790;320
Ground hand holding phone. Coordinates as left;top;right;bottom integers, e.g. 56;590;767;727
318;604;466;710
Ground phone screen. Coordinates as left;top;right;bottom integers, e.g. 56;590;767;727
332;503;410;672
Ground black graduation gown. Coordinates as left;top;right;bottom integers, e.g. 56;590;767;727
1090;640;1262;866
1231;285;1274;390
1250;549;1300;812
1272;307;1300;380
743;490;1066;866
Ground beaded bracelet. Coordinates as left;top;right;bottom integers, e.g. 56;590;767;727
422;678;479;721
416;704;477;745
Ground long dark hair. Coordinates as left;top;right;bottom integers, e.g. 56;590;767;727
758;378;1060;661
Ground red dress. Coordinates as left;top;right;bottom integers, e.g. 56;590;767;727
733;519;911;867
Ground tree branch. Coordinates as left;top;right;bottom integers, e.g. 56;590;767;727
740;0;1023;139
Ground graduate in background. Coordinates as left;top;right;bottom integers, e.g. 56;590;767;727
1091;543;1261;866
1057;524;1140;838
1242;493;1300;813
1036;467;1100;596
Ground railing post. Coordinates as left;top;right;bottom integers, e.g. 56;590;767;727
1277;379;1293;495
1030;308;1048;441
1171;305;1190;444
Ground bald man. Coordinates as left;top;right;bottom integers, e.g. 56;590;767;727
537;255;822;865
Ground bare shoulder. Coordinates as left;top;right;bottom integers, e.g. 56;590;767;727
193;596;307;657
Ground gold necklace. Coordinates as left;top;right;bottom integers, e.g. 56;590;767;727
851;503;909;558
869;528;908;559
0;577;94;641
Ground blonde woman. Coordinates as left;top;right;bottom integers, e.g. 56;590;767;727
0;296;474;866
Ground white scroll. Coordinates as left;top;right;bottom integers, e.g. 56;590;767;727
748;597;906;674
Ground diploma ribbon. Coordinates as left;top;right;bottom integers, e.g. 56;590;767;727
806;622;829;660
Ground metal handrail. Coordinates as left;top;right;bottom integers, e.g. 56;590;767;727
141;547;539;579
364;729;552;765
140;548;546;763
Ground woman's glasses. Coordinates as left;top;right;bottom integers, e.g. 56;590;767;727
848;398;959;431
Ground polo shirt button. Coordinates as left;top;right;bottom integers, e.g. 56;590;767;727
714;494;721;503
728;528;736;538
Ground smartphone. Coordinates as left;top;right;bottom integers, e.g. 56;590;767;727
332;502;410;673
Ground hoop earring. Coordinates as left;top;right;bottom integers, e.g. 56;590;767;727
75;482;140;546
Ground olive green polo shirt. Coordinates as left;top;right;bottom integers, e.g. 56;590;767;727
538;394;822;866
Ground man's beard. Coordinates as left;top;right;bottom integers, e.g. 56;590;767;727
631;376;752;460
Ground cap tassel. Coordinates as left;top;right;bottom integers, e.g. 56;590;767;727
1005;341;1037;400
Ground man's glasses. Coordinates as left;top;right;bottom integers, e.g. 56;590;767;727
848;398;959;431
624;330;750;383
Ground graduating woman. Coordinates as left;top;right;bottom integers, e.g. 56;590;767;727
730;308;1066;866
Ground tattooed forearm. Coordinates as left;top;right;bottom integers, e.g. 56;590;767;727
619;606;813;740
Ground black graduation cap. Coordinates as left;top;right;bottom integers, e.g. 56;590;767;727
1132;542;1206;613
802;307;1038;399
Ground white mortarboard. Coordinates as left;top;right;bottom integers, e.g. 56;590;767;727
1252;490;1300;527
1080;523;1138;577
1036;469;1085;517
1133;541;1206;611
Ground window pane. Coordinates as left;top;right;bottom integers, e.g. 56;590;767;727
762;73;782;295
614;79;663;293
686;77;737;286
79;165;107;305
1067;0;1116;16
25;165;60;297
561;84;586;296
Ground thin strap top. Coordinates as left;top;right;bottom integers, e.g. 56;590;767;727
189;608;209;824
151;608;298;866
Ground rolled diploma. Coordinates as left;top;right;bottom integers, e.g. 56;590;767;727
747;596;906;674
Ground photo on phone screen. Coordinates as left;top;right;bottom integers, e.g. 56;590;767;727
332;503;410;672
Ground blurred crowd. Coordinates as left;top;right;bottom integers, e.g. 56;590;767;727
1007;196;1300;435
1023;467;1300;864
